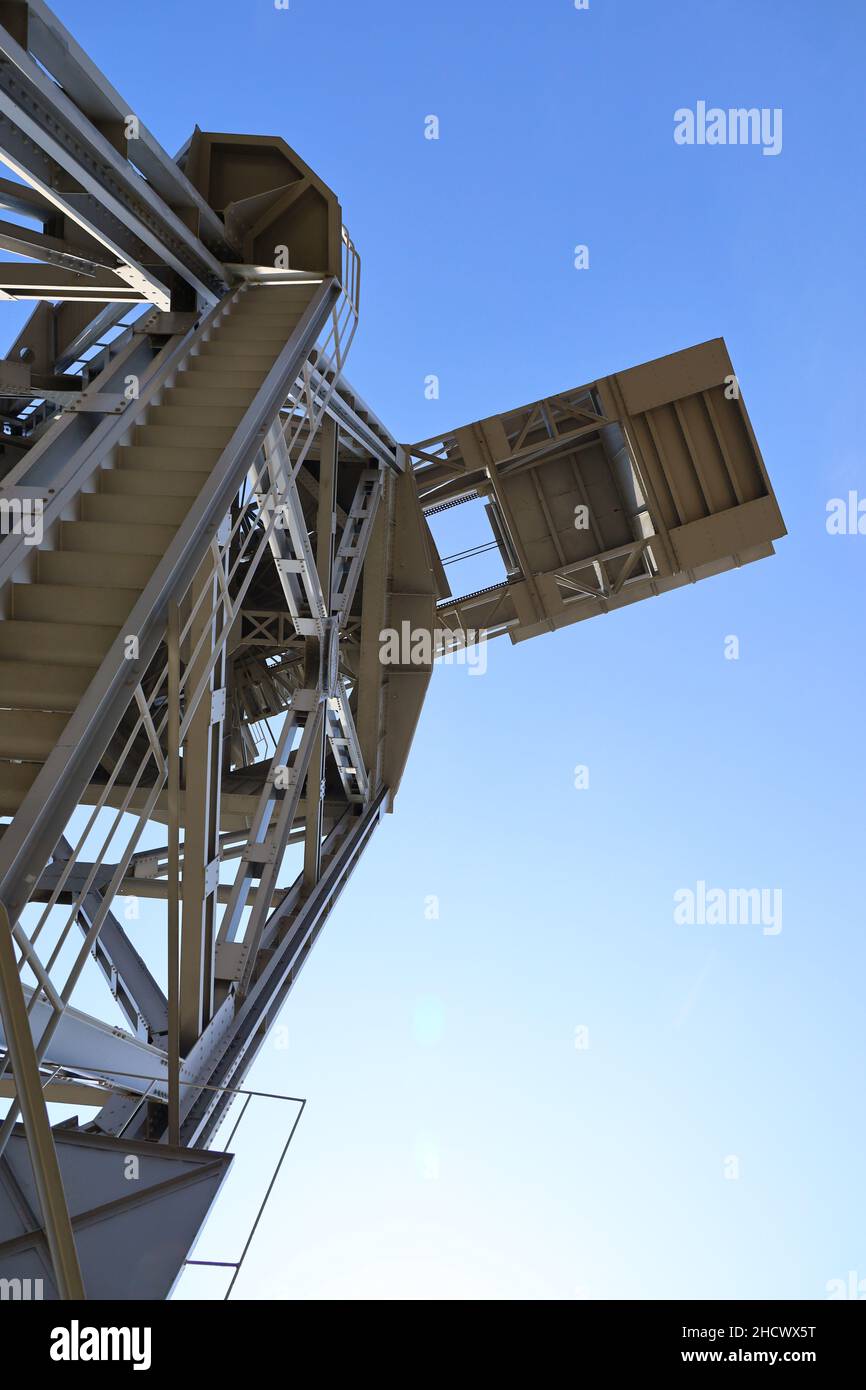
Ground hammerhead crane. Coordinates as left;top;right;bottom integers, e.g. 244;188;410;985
0;0;785;1299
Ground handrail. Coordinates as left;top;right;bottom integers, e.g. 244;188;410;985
0;292;235;576
0;242;364;1155
0;278;338;920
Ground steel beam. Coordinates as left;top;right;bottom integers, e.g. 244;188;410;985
49;839;169;1043
0;279;339;925
304;415;338;884
178;553;225;1052
181;792;387;1148
0;8;230;304
0;904;84;1299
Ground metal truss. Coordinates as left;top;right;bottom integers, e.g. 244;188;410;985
0;0;395;1295
0;0;785;1301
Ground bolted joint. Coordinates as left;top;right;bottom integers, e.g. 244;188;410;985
321;617;340;700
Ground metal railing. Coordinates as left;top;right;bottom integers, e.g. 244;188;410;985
0;235;363;1157
3;309;148;439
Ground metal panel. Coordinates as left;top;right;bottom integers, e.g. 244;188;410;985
410;338;785;645
0;1127;231;1300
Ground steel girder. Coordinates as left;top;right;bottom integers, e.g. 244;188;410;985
0;0;785;1305
0;1;232;308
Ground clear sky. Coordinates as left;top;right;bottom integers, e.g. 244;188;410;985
25;0;866;1299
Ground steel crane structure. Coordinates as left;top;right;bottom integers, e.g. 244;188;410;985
0;1;786;1301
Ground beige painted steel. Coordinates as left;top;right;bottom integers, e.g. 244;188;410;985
182;131;343;279
0;283;319;820
0;0;787;1302
412;338;785;645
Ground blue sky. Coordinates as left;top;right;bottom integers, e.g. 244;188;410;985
24;0;866;1298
